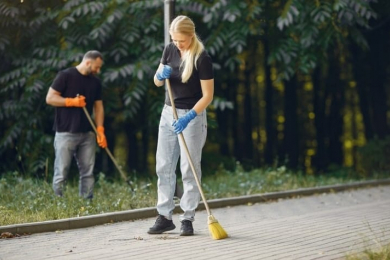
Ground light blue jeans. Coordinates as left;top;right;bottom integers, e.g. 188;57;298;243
53;132;96;199
156;105;207;222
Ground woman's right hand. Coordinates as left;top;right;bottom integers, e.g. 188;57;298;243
156;65;172;81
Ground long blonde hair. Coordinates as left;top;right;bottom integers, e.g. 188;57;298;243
169;15;204;83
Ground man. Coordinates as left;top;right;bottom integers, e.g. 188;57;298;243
46;50;107;199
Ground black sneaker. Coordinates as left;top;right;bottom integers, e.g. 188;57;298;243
147;215;176;234
180;220;194;236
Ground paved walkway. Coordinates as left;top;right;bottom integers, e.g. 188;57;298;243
1;184;390;260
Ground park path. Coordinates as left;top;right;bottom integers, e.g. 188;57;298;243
1;184;389;260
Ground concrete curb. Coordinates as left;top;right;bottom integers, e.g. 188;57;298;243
1;178;389;235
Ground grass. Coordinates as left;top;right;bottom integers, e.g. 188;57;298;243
345;221;390;260
0;164;387;226
346;244;390;260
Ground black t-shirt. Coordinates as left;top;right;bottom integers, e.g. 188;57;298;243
51;67;102;133
161;43;214;109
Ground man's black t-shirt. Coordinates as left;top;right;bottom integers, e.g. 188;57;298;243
161;43;214;109
51;67;102;133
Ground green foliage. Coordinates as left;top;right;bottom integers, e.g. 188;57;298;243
202;163;364;198
0;0;382;177
269;0;377;79
0;0;165;176
180;0;262;73
0;1;61;175
356;136;390;177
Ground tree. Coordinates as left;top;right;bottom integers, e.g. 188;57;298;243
0;0;386;178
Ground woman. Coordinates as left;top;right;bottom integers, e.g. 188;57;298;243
147;15;214;236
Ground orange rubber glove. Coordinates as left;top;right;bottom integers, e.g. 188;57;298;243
96;126;107;148
65;95;86;107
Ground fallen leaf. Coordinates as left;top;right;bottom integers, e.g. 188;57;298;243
1;232;14;238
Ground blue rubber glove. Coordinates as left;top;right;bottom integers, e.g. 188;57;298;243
156;65;172;81
172;109;197;134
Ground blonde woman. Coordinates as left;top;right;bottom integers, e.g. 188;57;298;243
148;15;214;236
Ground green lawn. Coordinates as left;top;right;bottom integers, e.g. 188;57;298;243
0;165;386;226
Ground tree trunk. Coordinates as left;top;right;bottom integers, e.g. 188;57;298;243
125;121;139;172
366;20;390;139
312;66;327;173
231;77;242;161
283;75;299;169
243;44;255;163
263;35;276;165
216;81;231;156
350;41;374;140
326;49;344;166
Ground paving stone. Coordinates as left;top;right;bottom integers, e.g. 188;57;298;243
0;185;389;260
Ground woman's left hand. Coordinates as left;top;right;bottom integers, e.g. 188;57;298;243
172;109;197;134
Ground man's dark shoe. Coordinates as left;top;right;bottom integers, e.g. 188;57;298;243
147;215;176;234
180;220;194;236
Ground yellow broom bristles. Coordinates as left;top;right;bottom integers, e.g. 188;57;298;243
208;215;228;240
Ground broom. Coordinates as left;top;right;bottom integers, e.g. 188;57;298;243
78;95;134;191
165;79;228;240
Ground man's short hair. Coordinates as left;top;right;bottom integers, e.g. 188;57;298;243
83;50;103;61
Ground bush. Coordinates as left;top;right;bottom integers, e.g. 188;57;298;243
356;136;390;177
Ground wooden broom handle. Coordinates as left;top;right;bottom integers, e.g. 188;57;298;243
165;79;212;216
78;96;134;191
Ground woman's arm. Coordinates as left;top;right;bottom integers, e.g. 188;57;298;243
154;63;165;87
192;78;214;114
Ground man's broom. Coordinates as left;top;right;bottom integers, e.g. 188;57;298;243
78;95;134;191
166;79;228;240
